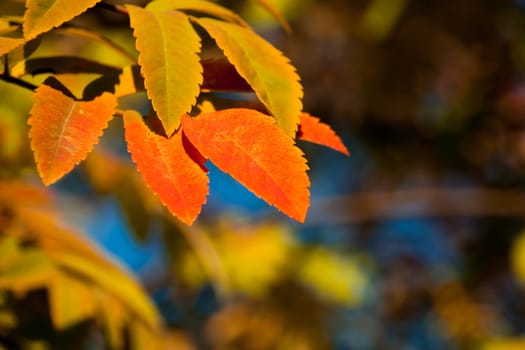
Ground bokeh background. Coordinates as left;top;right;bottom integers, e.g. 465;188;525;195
5;0;525;349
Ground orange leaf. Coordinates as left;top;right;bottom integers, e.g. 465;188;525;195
182;109;310;222
298;113;349;156
28;85;116;185
123;111;208;225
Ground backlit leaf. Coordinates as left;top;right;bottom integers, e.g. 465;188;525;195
23;0;102;40
0;37;24;56
127;5;202;135
195;17;303;136
15;208;161;331
0;248;55;295
124;110;209;225
28;85;117;185
182;109;310;222
298;113;349;155
147;0;248;27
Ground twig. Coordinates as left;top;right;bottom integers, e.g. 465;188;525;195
1;57;37;91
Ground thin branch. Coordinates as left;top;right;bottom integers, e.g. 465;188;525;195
1;57;37;91
1;74;37;91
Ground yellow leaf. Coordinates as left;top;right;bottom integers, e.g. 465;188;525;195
0;37;24;56
127;5;202;135
299;248;367;306
0;248;55;295
48;272;97;330
195;18;303;136
54;253;160;330
96;293;127;350
15;208;162;330
512;231;525;286
482;338;525;350
0;237;21;271
130;320;159;350
23;0;102;40
147;0;248;27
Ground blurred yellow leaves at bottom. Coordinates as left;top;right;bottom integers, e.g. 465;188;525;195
175;219;369;305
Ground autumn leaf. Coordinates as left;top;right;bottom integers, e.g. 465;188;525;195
28;85;117;186
194;18;303;136
0;37;24;56
298;113;349;155
182;109;310;222
147;0;248;27
48;272;98;329
127;5;202;135
23;0;102;40
123;111;209;225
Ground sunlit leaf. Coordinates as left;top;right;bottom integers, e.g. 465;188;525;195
124;110;209;226
97;293;127;350
0;237;21;272
48;273;97;329
0;37;24;56
28;85;117;185
299;248;366;306
182;109;310;222
0;248;55;295
195;17;303;136
147;0;248;27
23;0;102;40
482;338;525;350
127;5;202;135
14;208;162;330
298;113;349;155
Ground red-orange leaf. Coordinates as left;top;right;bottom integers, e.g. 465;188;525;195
298;113;349;156
28;85;116;186
123;111;208;225
182;109;310;222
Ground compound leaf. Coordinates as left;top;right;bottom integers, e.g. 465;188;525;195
23;0;102;40
195;17;303;136
127;5;202;135
298;113;349;155
124;110;209;225
182;109;310;222
28;85;116;186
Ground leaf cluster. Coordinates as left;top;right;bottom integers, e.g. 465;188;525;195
1;0;348;225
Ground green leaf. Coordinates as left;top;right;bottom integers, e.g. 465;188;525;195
195;17;303;136
127;5;202;135
23;0;102;40
147;0;248;27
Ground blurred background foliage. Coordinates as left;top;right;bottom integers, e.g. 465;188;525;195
4;0;525;349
